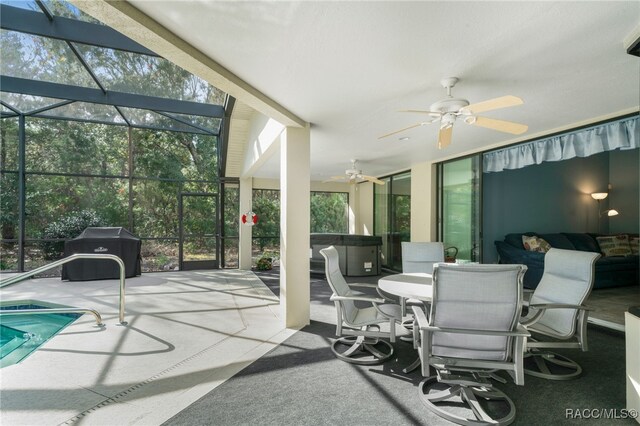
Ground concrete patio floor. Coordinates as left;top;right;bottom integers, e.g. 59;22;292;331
0;270;296;425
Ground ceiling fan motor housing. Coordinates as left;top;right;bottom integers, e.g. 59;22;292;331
430;97;470;113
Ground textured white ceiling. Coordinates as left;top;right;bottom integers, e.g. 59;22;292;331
131;1;639;179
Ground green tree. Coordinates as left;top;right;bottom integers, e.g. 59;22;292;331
310;192;349;233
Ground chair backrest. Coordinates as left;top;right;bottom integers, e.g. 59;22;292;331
401;242;444;274
530;248;600;338
429;263;526;361
320;246;357;323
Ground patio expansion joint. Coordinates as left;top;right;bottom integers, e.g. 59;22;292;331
59;275;282;425
58;328;247;425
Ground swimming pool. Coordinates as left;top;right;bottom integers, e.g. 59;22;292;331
0;300;81;368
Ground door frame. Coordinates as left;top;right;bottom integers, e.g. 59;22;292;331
178;192;220;271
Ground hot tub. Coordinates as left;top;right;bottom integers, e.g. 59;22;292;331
310;233;382;276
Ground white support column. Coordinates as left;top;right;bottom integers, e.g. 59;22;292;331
348;184;358;234
411;161;437;241
238;177;253;270
280;125;311;328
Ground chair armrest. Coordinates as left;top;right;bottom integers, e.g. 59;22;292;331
521;303;591;326
529;303;591;311
330;294;386;304
418;324;530;338
412;304;430;327
349;283;379;289
412;304;529;337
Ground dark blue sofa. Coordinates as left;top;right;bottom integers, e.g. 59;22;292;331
495;232;639;289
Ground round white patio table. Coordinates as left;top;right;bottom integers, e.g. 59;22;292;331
378;272;432;374
378;272;433;302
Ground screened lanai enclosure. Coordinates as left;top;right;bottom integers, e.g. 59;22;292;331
0;0;241;274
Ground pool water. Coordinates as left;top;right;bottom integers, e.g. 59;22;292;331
0;302;81;368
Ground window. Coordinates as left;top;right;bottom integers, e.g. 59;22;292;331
437;155;482;262
374;172;411;271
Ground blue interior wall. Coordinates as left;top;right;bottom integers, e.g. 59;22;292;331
482;149;639;263
609;149;640;234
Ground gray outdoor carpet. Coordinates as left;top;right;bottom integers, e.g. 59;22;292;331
164;271;633;426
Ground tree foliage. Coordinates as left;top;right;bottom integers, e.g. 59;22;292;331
41;209;106;259
311;192;348;234
0;6;355;270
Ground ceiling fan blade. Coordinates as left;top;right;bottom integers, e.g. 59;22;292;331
400;109;442;116
461;95;524;115
472;116;528;135
378;122;428;139
360;175;385;185
438;126;453;149
322;176;348;183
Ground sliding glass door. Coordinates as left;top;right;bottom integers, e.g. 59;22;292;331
375;171;411;271
438;156;482;262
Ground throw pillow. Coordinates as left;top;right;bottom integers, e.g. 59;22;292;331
596;234;632;257
630;236;639;256
522;235;551;253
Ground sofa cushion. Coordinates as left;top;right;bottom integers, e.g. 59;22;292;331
596;255;640;271
538;233;575;250
563;233;600;252
596;235;632;257
505;232;536;249
522;235;551;253
631;236;639;256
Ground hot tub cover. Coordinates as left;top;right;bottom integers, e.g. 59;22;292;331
62;227;142;281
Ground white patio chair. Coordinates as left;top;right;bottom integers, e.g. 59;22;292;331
320;246;401;365
521;248;601;380
414;263;529;426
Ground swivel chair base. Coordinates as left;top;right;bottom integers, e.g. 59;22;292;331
331;325;394;365
524;350;582;380
418;375;516;426
331;336;394;365
400;319;415;342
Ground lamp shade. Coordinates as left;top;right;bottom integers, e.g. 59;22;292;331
591;192;608;200
607;209;619;217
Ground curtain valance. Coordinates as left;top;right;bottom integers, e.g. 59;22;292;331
483;115;639;173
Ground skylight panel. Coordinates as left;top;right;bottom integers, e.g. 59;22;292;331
0;91;68;114
0;0;40;12
118;107;212;134
41;0;104;24
0;30;98;89
73;43;226;106
35;102;126;124
161;112;222;134
1;104;18;116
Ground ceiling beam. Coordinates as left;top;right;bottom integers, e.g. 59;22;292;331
69;0;307;128
1;76;225;118
0;5;158;56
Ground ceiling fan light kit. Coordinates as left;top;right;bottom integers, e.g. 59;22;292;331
324;160;385;185
379;77;528;148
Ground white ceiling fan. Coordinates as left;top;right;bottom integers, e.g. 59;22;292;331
379;77;528;149
324;159;385;185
